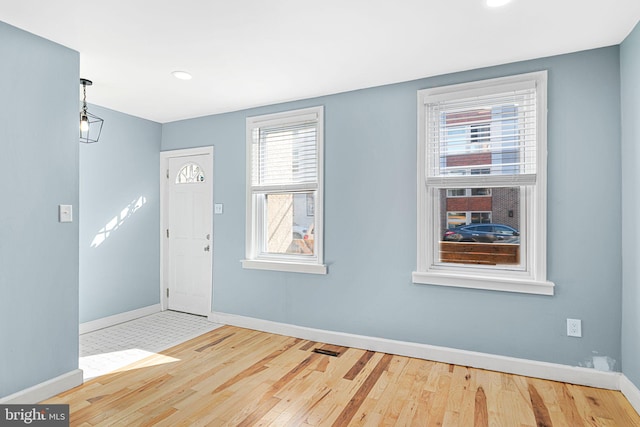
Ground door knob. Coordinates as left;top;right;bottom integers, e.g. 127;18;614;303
204;245;210;252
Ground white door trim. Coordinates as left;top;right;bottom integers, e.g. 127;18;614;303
160;146;214;312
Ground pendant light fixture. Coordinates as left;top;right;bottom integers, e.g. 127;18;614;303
79;78;104;143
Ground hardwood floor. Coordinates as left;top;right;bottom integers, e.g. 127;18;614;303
45;326;640;426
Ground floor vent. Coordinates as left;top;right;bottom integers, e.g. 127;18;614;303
312;348;340;357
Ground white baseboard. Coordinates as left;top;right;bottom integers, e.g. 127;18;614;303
80;304;161;334
209;311;621;391
0;369;83;404
621;375;640;415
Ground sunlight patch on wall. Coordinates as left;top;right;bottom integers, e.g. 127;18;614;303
91;196;147;248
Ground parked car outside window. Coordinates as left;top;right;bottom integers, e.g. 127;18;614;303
442;223;519;243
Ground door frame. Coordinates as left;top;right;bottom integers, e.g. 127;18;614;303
160;146;214;313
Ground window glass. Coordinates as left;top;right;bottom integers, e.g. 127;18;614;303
439;187;521;265
470;212;492;223
176;162;205;184
263;193;315;256
447;212;467;228
447;189;467;197
471;188;491;196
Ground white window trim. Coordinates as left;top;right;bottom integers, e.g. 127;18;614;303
241;259;327;275
413;71;554;295
242;106;327;275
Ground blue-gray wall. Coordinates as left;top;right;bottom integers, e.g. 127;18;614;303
79;105;161;323
1;17;633;400
0;22;79;397
162;46;623;369
621;22;640;388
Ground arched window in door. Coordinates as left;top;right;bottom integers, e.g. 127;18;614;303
176;162;205;184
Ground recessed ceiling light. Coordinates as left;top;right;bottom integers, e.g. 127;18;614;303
172;71;192;80
486;0;511;7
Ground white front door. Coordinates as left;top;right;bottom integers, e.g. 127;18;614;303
164;150;213;316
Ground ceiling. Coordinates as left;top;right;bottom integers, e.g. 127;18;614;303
1;1;639;123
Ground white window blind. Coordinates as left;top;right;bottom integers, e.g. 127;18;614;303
425;83;538;187
251;116;319;193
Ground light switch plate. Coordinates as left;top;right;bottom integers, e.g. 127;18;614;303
214;203;223;214
59;204;73;223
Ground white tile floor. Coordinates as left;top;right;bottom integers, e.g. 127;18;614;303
80;310;222;380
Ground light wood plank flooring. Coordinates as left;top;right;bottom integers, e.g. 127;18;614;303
45;326;640;426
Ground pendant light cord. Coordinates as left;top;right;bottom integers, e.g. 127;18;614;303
82;82;88;114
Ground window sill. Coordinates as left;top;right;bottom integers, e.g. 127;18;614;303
242;259;327;275
412;271;554;295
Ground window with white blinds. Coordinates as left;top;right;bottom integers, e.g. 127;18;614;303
244;106;326;275
413;71;554;295
425;82;538;187
251;120;318;192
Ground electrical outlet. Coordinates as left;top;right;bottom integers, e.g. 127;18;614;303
567;318;582;337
